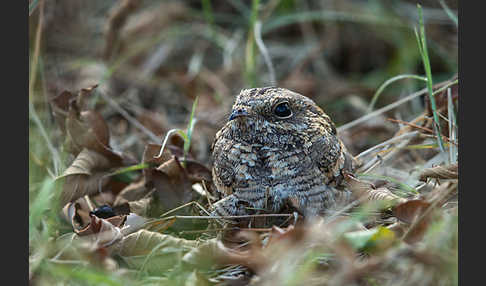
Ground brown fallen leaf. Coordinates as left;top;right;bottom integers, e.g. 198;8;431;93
65;106;123;163
393;200;432;224
142;143;212;214
50;90;76;133
392;199;433;244
179;159;213;183
109;229;198;274
52;85;125;165
141;143;172;181
62;201;129;236
58;149;115;205
150;157;194;211
67;215;127;253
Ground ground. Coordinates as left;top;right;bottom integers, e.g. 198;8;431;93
29;1;458;285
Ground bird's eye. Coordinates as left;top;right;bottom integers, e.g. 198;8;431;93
273;102;292;118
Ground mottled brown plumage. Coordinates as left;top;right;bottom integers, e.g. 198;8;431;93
211;87;356;218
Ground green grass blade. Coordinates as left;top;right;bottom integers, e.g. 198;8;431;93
404;143;441;150
368;74;427;112
29;178;56;238
438;0;458;27
416;4;445;152
29;100;63;177
183;96;199;164
263;10;406;34
113;163;150;175
201;0;215;39
357;173;418;195
29;0;39;16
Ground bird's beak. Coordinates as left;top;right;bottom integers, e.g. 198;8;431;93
228;108;249;121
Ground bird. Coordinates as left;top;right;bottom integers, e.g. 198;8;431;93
210;87;357;218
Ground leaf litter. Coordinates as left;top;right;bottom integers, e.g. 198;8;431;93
30;1;458;285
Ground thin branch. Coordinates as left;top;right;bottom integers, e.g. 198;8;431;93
254;20;276;85
98;90;161;143
356;131;419;159
338;79;458;132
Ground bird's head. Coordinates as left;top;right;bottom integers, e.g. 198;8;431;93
226;87;337;145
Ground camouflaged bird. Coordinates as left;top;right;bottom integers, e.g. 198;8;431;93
211;87;357;218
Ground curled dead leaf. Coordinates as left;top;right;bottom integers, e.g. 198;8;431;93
142;143;171;180
63;201;128;237
66;107;121;161
50;90;76;132
345;174;407;205
50;85;117;159
58;148;115;205
419;163;458;182
71;215;126;250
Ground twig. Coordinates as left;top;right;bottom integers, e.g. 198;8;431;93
202;180;214;210
338;87;428;132
159;201;211;218
254;20;276;85
359;134;416;174
179;227;274;235
153;213;294;222
387;118;456;146
98;90;161;143
337;79;458;132
356;131;419;159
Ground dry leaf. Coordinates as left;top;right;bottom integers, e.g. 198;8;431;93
180;159;212;183
393;200;431;224
127;196;153;216
419;163;458;182
58;148;115;205
151;157;194;211
393;199;433;244
66;107;122;163
345;174;407;205
75;215;126;248
113;178;149;206
109;229;197;274
182;238;255;270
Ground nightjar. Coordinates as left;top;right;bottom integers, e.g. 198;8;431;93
211;87;356;218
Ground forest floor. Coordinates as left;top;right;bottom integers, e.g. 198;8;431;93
29;1;458;285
